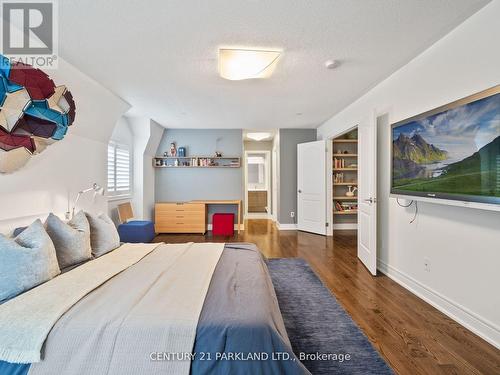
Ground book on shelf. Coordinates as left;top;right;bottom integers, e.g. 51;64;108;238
333;158;346;169
334;200;358;212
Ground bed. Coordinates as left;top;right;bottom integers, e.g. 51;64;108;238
0;243;310;375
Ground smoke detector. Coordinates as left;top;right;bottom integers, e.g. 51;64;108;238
324;60;339;69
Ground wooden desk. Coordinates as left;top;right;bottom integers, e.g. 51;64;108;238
190;200;242;234
155;200;242;234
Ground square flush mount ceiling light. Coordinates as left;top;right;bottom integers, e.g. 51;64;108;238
246;132;271;141
219;48;281;80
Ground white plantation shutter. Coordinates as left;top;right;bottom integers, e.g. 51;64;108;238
107;142;132;197
107;144;116;191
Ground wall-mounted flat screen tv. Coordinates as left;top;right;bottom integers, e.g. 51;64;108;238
391;85;500;205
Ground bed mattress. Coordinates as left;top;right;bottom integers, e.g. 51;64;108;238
0;243;309;375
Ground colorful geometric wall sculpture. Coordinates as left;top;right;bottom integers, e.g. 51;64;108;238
0;55;76;173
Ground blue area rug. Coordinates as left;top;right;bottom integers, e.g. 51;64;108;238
267;258;393;375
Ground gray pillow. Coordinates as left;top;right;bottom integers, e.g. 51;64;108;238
45;211;92;269
0;219;60;302
85;212;120;257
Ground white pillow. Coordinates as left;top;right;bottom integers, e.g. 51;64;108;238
0;219;60;302
85;212;120;257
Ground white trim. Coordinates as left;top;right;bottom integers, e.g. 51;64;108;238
271;147;278;222
377;259;500;349
276;222;297;230
333;223;358;230
207;224;244;231
326;140;333;236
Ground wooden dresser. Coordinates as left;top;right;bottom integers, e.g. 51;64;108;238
155;202;206;234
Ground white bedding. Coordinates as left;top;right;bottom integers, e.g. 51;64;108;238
0;242;161;363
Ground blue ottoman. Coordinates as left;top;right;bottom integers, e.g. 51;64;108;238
118;220;155;243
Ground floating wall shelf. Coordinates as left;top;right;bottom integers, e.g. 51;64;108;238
153;156;241;168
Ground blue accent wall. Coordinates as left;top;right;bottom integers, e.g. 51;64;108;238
155;129;243;224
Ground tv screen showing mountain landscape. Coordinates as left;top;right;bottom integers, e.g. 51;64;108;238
392;90;500;204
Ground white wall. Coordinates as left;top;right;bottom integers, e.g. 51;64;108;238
318;1;500;348
108;116;134;224
0;58;130;234
143;120;164;221
129;118;164;221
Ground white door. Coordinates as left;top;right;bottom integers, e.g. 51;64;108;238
358;114;378;275
297;140;326;235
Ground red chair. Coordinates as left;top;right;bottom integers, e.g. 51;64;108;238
212;213;234;236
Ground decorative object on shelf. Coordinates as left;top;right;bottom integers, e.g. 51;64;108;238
345;186;358;197
214;136;222;156
169;142;177;157
0;55;76;173
174;158;179;167
178;147;186;157
333;172;344;183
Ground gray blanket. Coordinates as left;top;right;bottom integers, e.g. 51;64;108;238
28;243;309;375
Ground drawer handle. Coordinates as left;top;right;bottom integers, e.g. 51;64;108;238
176;222;184;225
176;216;183;218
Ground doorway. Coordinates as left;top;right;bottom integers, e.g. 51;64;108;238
244;150;271;218
331;128;359;230
326;115;380;276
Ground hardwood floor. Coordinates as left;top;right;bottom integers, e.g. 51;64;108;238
155;219;500;375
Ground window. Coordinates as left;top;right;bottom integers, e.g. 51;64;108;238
107;142;132;198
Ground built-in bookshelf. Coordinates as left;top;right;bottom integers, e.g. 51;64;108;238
153;156;241;168
332;129;358;227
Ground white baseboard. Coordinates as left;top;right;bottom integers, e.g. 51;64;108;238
333;223;358;230
276;222;297;230
377;259;500;349
207;224;244;231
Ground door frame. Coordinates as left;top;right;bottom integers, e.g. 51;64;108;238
326;124;359;236
271;148;278;222
244;150;272;219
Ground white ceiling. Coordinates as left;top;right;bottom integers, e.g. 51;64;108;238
59;0;490;129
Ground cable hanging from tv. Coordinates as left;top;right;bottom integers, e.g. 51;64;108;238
396;198;418;224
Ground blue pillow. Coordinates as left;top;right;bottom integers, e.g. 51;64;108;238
0;220;60;302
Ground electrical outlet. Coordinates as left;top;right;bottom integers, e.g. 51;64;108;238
424;257;431;272
290;211;295;218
